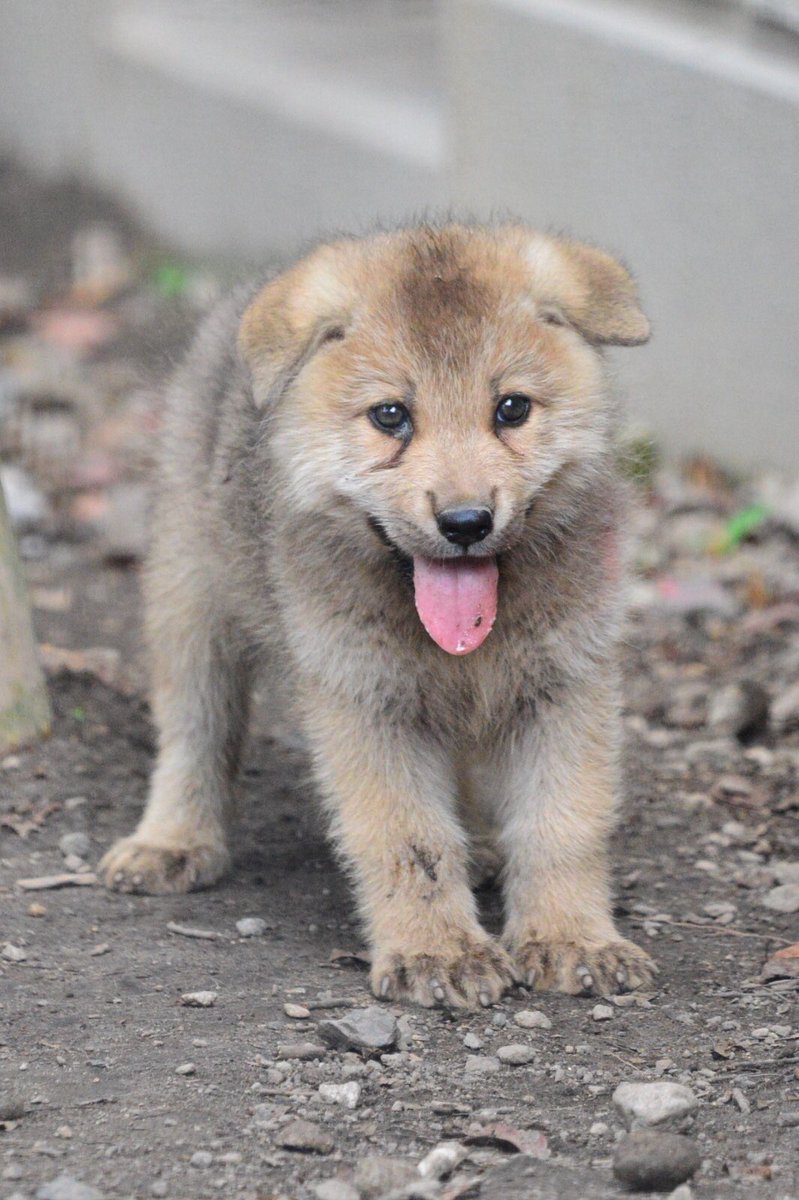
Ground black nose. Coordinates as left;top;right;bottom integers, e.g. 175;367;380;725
436;506;494;547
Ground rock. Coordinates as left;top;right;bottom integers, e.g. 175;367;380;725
278;1119;334;1155
465;1055;501;1074
514;1009;552;1030
175;1062;196;1076
36;1175;103;1200
190;1151;213;1168
613;1130;700;1192
284;1002;311;1018
0;1096;26;1121
463;1032;483;1049
318;1081;361;1109
418;1141;468;1179
592;1004;614;1021
353;1156;418;1199
180;991;217;1007
318;1006;398;1054
707;681;769;739
1;944;26;963
276;1041;327;1061
58;831;91;859
236;917;267;937
762;884;799;913
665;1187;693;1200
312;1182;360;1200
773;861;799;885
613;1081;698;1129
497;1044;535;1065
772;682;799;728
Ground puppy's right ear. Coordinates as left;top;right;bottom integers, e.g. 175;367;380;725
239;244;355;407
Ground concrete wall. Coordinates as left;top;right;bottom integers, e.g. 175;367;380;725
445;0;799;469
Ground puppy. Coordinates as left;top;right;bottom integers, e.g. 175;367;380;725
101;223;657;1008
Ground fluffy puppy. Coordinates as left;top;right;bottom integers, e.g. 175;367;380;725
101;223;657;1008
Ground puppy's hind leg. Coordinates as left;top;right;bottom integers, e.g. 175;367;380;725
101;561;250;894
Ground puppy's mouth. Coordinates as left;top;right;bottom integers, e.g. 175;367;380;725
368;517;498;656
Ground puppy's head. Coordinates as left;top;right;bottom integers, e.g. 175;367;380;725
240;225;649;654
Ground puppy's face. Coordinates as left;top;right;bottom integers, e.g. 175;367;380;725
241;226;649;653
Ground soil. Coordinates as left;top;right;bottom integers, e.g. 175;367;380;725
2;160;799;1200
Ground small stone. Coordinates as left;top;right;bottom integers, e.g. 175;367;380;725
772;681;799;728
773;861;799;885
29;902;47;917
58;831;90;859
491;1011;507;1026
496;1044;535;1065
180;991;217;1007
353;1156;418;1199
190;1151;213;1168
666;1187;693;1200
707;681;769;739
2;943;27;963
465;1054;501;1074
592;1004;614;1021
613;1130;700;1192
150;1183;168;1198
418;1141;468;1179
514;1009;552;1030
318;1081;361;1109
277;1119;334;1155
589;1121;609;1136
0;1097;27;1121
613;1081;698;1129
236;917;267;937
312;1182;360;1200
762;883;799;913
276;1041;327;1061
463;1032;483;1050
36;1175;103;1200
318;1006;398;1053
284;1002;311;1018
3;1164;24;1181
175;1062;196;1076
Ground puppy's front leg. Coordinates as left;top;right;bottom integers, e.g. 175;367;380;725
498;679;656;996
306;697;514;1009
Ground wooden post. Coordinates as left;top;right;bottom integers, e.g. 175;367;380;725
0;480;51;752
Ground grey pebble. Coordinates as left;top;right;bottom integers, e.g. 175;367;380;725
318;1005;398;1053
762;883;799;913
613;1081;698;1129
514;1009;552;1030
613;1130;700;1192
353;1156;419;1199
463;1032;483;1050
464;1054;501;1074
58;832;90;859
496;1044;535;1065
278;1118;334;1154
236;917;267;937
36;1175;103;1200
0;1096;27;1121
276;1041;327;1061
190;1151;213;1168
312;1182;360;1200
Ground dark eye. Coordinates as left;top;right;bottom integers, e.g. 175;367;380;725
495;393;532;428
369;402;412;436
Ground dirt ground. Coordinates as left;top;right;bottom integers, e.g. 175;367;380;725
2;160;799;1200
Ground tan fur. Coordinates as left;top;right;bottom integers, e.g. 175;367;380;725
100;223;656;1008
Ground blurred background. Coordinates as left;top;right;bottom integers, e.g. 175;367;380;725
2;0;799;468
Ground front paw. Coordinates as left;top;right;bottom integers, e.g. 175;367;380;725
100;836;230;894
371;935;516;1009
512;935;657;996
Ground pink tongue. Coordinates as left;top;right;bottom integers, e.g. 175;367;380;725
413;557;499;655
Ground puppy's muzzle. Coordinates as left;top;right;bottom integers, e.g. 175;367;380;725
436;506;494;548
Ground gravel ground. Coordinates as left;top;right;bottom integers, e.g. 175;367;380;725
2;159;799;1200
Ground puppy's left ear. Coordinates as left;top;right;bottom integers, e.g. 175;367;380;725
239;243;356;407
529;234;651;347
